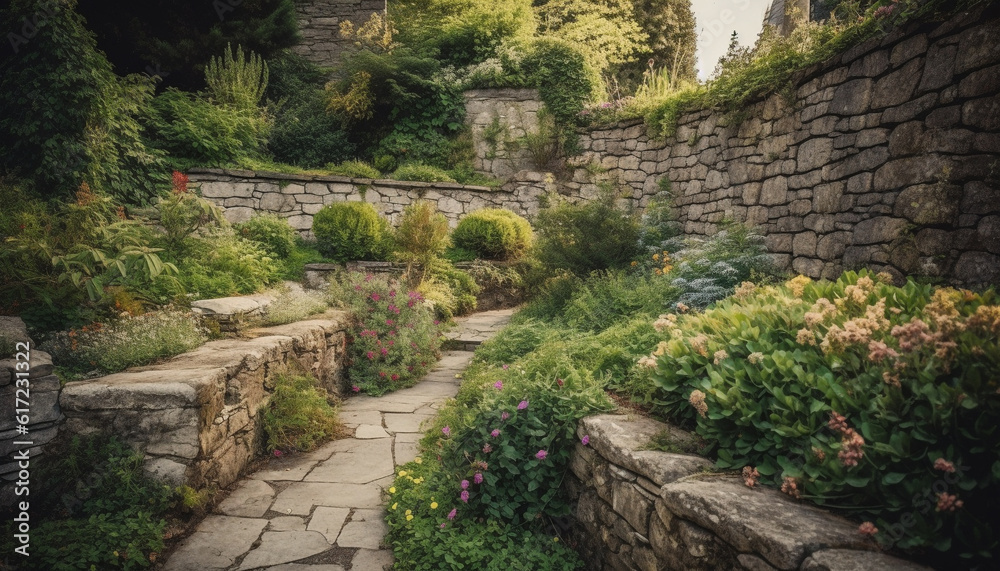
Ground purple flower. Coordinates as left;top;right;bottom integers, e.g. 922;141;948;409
535;449;548;460
352;385;360;393
461;479;469;490
501;411;510;421
442;426;451;436
474;472;483;484
491;429;500;438
517;400;529;410
581;435;590;446
440;522;447;529
493;380;503;390
460;490;469;503
447;508;457;520
273;449;283;457
502;364;509;370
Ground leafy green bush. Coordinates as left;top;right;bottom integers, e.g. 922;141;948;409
262;371;340;453
392;163;457;183
312;202;393;262
394;201;452;285
161;232;282;299
235;213;297;258
324;160;382;179
452;209;533;261
0;435;175;570
522;37;599;127
268;94;355;168
148;88;271;169
0;0;166;204
42;309;206;377
533;188;639;276
643;271;1000;562
204;44;269;111
386;458;584;571
327;272;442;395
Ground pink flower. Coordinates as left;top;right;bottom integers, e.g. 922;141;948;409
389;290;396;298
461;479;469;490
367;351;375;360
493;380;503;390
460;490;469;502
502;364;509;370
501;411;510;421
491;429;500;438
933;458;956;473
482;444;492;453
742;466;760;488
380;347;389;355
474;472;483;484
351;385;360;393
581;435;590;446
442;426;451;436
858;522;878;536
371;293;381;301
517;400;529;410
440;522;447;529
386;319;394;326
273;449;283;457
447;508;457;520
535;450;548;460
391;374;399;381
557;378;564;386
936;492;963;512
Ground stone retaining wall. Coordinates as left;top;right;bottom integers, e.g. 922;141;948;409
567;414;928;571
292;0;386;68
465;88;545;178
187;168;551;231
58;313;350;490
566;5;1000;286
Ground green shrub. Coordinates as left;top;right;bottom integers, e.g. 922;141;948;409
522;37;599;127
452;208;533;261
161;232;282;299
1;434;175;570
268;94;355;168
533;188;639;276
204;44;269;111
148;88;271;169
644;271;1000;562
327;272;442;395
235;213;297;258
395;201;452;283
392;163;457;183
262;371;340;453
444;246;479;263
42;309;206;377
324;160;382;179
386;458;584;571
0;0;166;204
312;202;393;262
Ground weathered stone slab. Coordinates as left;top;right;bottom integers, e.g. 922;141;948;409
272;482;383;514
337;509;388;549
578;415;710;487
659;479;872;570
800;548;931;570
236;530;331;570
216;479;275;518
305;438;394;484
308;506;351;543
162;515;266;571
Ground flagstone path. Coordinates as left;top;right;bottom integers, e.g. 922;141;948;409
160;309;514;571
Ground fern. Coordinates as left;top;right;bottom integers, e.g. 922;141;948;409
204;43;269;110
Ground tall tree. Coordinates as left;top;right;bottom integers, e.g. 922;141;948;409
615;0;697;92
75;0;300;90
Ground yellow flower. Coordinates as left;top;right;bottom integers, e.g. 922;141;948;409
430;502;438;509
652;253;660;261
413;477;423;484
389;487;396;494
414;457;422;464
113;551;119;557
406;514;414;521
398;470;407;477
553;537;559;542
405;509;412;516
392;502;398;510
630;260;638;267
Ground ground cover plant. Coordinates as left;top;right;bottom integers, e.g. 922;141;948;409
328;272;443;396
0;435;180;570
636;271;999;564
261;370;342;453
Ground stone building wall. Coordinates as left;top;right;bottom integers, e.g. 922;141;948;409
565;5;1000;286
292;0;386;68
464;88;545;178
567;414;929;571
187;168;552;231
58;313;350;491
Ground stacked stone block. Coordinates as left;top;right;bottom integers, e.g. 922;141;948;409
567;414;928;571
293;0;387;68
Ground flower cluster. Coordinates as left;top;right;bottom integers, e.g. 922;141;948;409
742;466;760;488
829;411;865;468
688;390;708;418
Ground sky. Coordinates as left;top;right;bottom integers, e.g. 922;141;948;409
690;0;775;80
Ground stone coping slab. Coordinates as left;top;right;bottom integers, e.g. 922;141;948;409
187;167;493;192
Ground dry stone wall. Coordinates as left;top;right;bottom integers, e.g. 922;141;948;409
568;414;928;571
292;0;386;68
567;5;1000;287
58;313;349;491
187;168;551;231
465;88;545;177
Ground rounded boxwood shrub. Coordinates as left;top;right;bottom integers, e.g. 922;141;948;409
312;202;392;262
451;208;533;260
